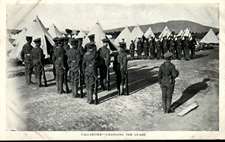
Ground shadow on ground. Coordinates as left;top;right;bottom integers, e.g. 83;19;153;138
170;78;210;110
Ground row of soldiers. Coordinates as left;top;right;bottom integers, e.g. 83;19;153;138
21;34;180;113
129;35;197;61
21;34;128;105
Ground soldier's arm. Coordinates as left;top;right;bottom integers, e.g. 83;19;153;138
158;65;163;84
171;64;179;79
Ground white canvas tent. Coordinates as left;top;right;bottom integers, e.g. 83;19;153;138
159;26;171;39
144;27;155;38
82;22;118;50
114;27;132;47
48;24;64;38
177;30;184;37
8;28;28;60
130;25;144;41
200;29;219;44
183;28;192;38
75;31;87;39
7;39;14;54
9;16;55;60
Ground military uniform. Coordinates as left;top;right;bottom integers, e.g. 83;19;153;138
117;43;128;95
52;39;66;94
149;38;155;59
67;39;81;97
183;37;190;60
158;52;179;113
129;41;135;59
31;38;44;87
169;38;176;59
77;38;85;97
98;39;110;90
162;38;168;55
143;39;149;58
176;37;182;60
83;42;98;104
21;40;33;85
189;38;196;59
155;39;162;59
63;37;70;93
137;39;143;58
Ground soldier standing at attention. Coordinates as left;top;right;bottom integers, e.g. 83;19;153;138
121;38;127;49
31;38;44;87
129;40;135;59
63;37;70;93
98;38;111;91
52;38;66;94
76;37;85;97
149;37;155;59
21;36;33;85
155;38;162;59
143;38;149;59
169;36;176;59
162;36;168;55
52;37;59;80
136;37;143;59
83;35;98;104
67;38;81;98
189;36;196;59
158;51;179;113
117;42;128;95
176;36;182;60
183;36;190;60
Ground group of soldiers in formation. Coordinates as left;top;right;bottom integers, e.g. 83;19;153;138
21;34;128;105
128;34;197;61
21;32;194;113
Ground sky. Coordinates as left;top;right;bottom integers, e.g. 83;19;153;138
6;1;219;31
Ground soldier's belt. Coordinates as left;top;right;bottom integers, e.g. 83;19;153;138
25;54;31;56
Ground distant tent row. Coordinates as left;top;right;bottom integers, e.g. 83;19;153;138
7;16;219;61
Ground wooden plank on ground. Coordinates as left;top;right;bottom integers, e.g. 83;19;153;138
177;102;199;116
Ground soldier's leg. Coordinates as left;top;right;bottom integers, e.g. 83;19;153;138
56;70;60;93
58;71;64;94
37;65;42;87
25;64;29;85
42;66;47;87
166;85;174;113
107;67;110;91
64;69;70;93
53;64;56;80
161;85;167;113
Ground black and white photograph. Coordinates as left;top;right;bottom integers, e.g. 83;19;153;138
2;0;224;140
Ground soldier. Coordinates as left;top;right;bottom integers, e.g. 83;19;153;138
175;36;182;60
149;37;155;59
67;38;81;97
143;38;149;59
52;38;66;94
155;38;162;59
169;36;176;59
136;37;143;59
162;36;168;55
63;37;70;93
31;38;44;87
117;42;128;95
183;36;190;60
21;36;33;85
83;35;98;104
158;51;179;113
129;40;135;59
76;37;85;97
51;37;59;80
189;36;196;59
121;38;127;49
98;38;111;91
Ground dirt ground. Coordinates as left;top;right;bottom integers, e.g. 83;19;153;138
6;48;219;131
